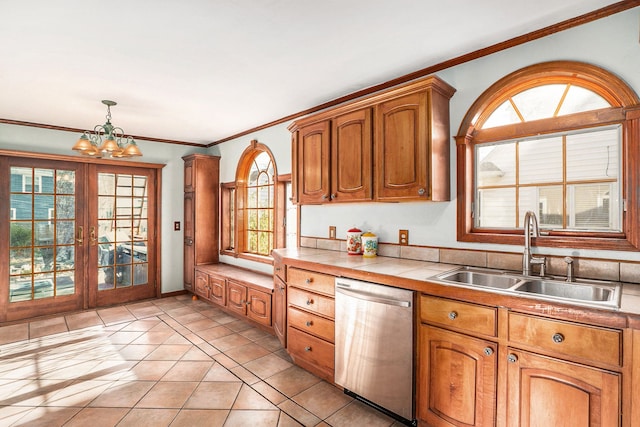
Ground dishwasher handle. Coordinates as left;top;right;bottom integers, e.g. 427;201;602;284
335;284;412;308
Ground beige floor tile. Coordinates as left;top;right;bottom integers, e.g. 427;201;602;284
233;384;278;410
225;342;271;364
278;412;304;427
0;405;38;426
230;365;260;385
136;381;199;408
10;406;81;427
63;407;129;427
213;353;239;369
266;366;321;398
131;330;177;345
184;381;242;409
29;316;68;339
0;322;28;345
197;325;234;342
210;333;251;351
324;400;395;427
278;399;322;427
255;334;286;352
291;381;352;419
43;380;114;407
224;409;281;427
251;381;289;405
121;318;163;332
226;319;254;332
97;306;136;325
117;343;161;360
107;330;144;345
171;312;207;325
117;408;179;427
120;360;176;381
185;317;220;332
202;363;242;382
169;409;229;427
180;346;212;360
244;353;294;380
88;380;155;407
127;303;165;319
160;360;214;382
163;333;192;345
239;327;273;341
144;344;192;361
65;311;104;331
209;313;237;324
0;379;73;406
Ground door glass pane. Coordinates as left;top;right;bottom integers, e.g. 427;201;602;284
97;173;149;290
9;167;76;302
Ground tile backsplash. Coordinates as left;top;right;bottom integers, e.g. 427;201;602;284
300;237;640;284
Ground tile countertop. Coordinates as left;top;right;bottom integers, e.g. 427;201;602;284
272;247;640;319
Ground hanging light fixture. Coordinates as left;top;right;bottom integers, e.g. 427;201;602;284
72;100;142;158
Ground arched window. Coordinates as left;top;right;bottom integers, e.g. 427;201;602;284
221;140;293;262
456;61;640;250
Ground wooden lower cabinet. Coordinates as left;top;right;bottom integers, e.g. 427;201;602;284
227;280;272;327
505;349;620;427
417;325;497;427
273;276;287;347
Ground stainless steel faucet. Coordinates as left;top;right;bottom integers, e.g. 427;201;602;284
564;257;575;282
522;211;546;276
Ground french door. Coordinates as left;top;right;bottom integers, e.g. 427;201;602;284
1;156;158;322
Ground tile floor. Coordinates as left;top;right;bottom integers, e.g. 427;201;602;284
0;295;403;426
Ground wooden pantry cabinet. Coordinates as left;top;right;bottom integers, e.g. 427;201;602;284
182;153;220;292
289;75;455;204
417;294;624;427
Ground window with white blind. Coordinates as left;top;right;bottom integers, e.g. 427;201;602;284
476;126;621;232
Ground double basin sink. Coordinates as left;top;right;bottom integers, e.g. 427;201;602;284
432;267;621;309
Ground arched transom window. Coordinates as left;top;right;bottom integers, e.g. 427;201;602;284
456;61;640;251
245;151;274;256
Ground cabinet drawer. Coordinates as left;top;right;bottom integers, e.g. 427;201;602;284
288;287;335;319
287;326;334;372
288;267;335;296
508;313;622;367
289;306;335;343
420;295;497;337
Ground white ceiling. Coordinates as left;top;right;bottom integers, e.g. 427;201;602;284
0;0;622;145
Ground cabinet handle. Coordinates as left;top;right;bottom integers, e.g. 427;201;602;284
245;300;251;306
321;194;328;200
448;311;458;320
330;193;336;200
483;347;494;356
507;353;518;363
305;278;313;284
76;226;84;244
306;321;313;327
275;267;282;271
306;299;313;305
418;188;426;196
89;226;98;246
304;346;312;352
552;333;565;343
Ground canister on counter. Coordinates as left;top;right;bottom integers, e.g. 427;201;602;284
346;227;362;255
361;231;378;257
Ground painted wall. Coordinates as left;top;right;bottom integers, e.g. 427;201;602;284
214;8;640;268
1;9;638;294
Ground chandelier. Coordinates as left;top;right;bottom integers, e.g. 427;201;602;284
72;100;142;158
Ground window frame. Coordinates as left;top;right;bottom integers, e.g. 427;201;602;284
456;61;640;251
220;140;290;263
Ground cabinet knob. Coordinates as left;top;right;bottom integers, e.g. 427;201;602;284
507;353;518;363
483;347;494;356
306;321;313;327
552;333;565;343
418;188;426;196
305;278;312;284
330;193;336;200
304;346;312;352
306;299;313;305
275;267;282;271
321;194;328;200
448;311;458;320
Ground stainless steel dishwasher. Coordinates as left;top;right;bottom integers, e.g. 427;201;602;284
334;277;416;426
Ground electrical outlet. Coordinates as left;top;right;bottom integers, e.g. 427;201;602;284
329;226;337;239
174;221;181;231
399;229;409;245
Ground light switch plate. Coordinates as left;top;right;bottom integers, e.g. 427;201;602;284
329;226;337;239
399;229;409;245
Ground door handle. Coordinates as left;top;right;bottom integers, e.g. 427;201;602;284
76;226;84;244
89;226;98;246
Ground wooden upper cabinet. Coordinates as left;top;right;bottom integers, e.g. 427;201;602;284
332;108;372;202
376;91;427;200
289;75;455;204
297;120;330;204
